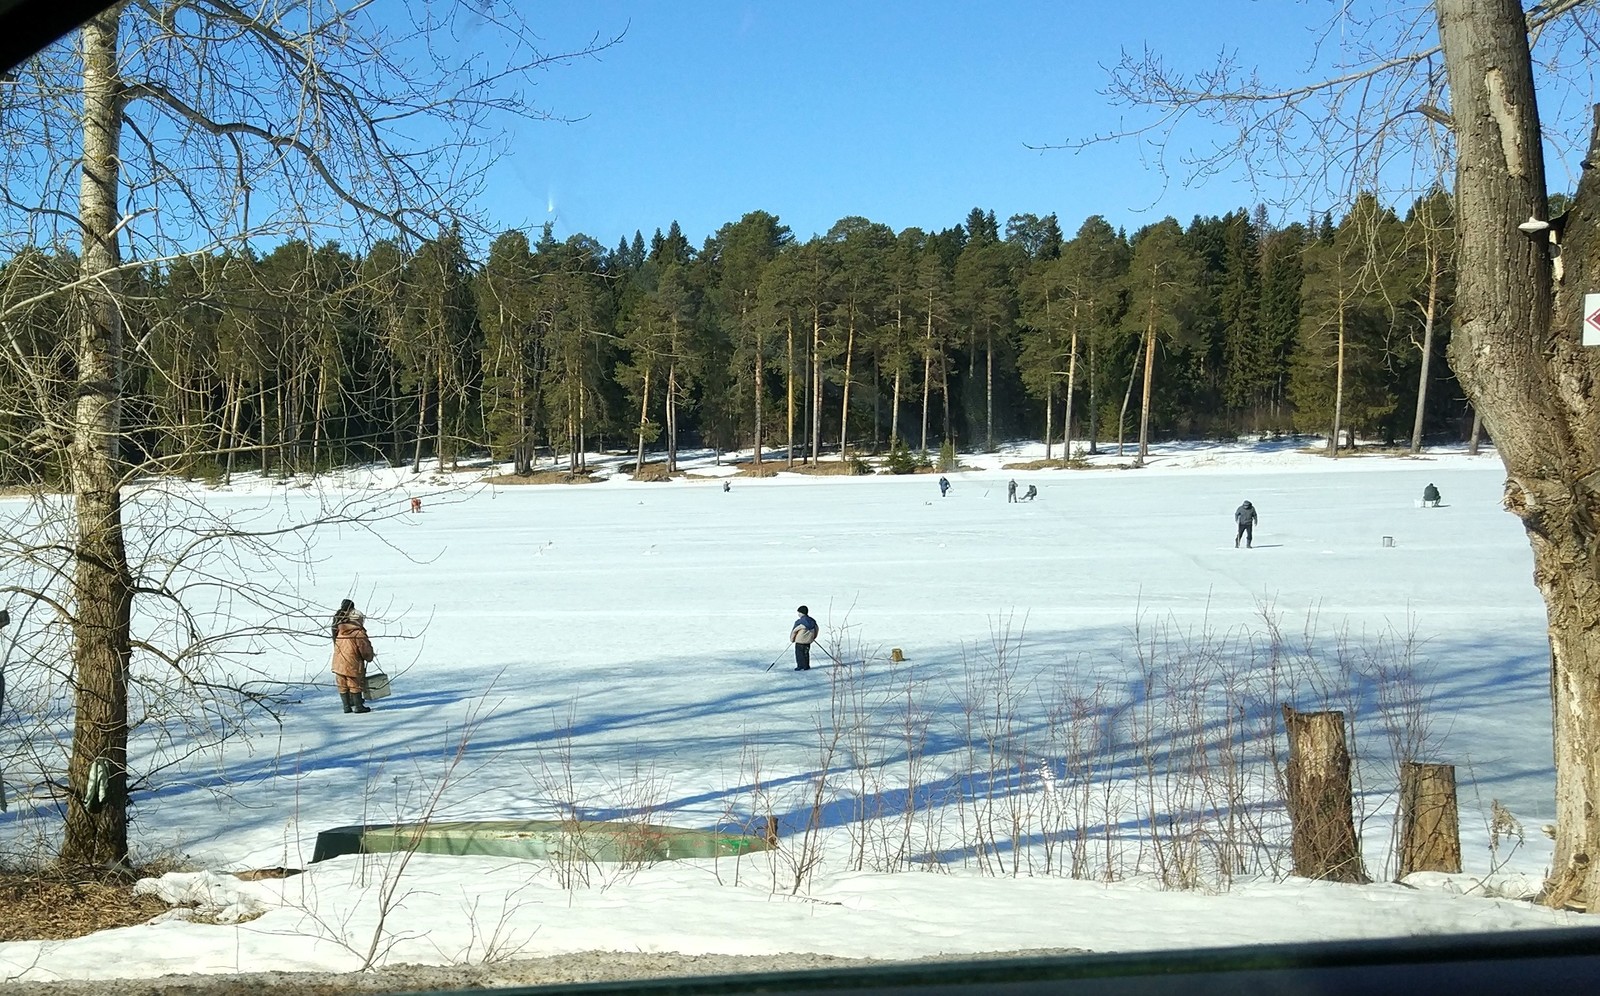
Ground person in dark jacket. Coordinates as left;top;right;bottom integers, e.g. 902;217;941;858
1422;483;1441;507
1007;479;1018;503
1234;500;1258;548
938;476;950;498
331;608;375;713
1022;484;1038;501
790;605;819;671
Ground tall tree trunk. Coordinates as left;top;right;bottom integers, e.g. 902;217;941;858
61;8;134;868
1064;331;1079;462
1409;258;1441;454
1135;311;1156;466
891;365;902;447
1438;0;1598;910
411;382;426;473
667;358;679;473
786;315;795;467
1118;330;1145;458
920;300;933;453
753;328;763;467
1044;382;1055;462
435;353;447;473
1087;337;1101;454
985;328;994;452
1330;298;1347;458
810;305;823;465
635;363;652;473
839;316;855;455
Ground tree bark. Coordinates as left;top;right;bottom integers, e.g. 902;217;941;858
1438;0;1600;910
1280;705;1368;883
61;8;134;868
1398;761;1462;878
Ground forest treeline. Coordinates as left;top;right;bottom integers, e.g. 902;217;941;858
0;194;1472;485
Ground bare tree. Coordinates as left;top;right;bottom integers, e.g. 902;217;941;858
1075;0;1600;909
0;0;616;868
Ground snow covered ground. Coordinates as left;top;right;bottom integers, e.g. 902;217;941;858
1;438;1591;983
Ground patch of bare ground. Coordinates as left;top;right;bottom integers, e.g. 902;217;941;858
0;869;171;942
624;462;675;482
481;469;601;485
784;461;871;476
1002;458;1089;471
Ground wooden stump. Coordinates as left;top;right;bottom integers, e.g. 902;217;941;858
1281;705;1369;883
1398;761;1462;878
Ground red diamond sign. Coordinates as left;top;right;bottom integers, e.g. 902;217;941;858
1587;294;1600;346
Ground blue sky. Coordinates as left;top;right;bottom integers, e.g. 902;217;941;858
452;1;1325;249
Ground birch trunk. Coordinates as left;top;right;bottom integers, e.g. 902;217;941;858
61;8;134;867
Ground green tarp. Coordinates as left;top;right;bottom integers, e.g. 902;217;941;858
311;819;772;864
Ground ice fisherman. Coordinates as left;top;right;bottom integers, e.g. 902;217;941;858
1022;484;1038;501
331;605;376;713
938;476;950;498
1007;479;1018;503
1422;483;1441;507
790;605;819;671
1234;500;1258;549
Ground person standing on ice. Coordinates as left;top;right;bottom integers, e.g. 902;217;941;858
1422;483;1441;507
790;605;819;671
331;607;376;713
1007;479;1018;502
1234;500;1258;549
938;476;950;498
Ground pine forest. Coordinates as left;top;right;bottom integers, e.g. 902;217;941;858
0;196;1480;487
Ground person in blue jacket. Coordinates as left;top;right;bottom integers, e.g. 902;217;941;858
938;476;950;498
790;605;819;671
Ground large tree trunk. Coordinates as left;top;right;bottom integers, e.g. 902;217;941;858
61;8;134;868
1438;0;1600;910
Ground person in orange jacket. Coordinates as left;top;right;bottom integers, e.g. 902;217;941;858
331;607;375;714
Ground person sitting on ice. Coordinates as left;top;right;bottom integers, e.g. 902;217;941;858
1022;484;1038;501
1422;483;1441;507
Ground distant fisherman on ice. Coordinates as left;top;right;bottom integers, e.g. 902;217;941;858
790;605;819;671
1234;500;1258;549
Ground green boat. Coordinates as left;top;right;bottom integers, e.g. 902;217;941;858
311;819;773;863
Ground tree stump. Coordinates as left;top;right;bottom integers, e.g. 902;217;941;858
1281;705;1368;883
1398;761;1462;878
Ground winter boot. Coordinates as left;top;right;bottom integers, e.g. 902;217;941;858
340;691;354;714
351;692;371;714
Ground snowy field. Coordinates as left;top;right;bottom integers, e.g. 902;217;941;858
1;439;1592;983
